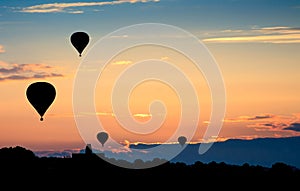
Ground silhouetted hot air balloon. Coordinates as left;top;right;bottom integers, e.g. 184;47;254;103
178;136;187;147
97;132;109;146
70;31;90;57
26;82;56;121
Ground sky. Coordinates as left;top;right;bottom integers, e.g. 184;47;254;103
1;0;300;153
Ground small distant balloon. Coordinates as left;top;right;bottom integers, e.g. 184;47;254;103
70;31;90;57
97;132;109;146
178;136;187;147
26;82;56;121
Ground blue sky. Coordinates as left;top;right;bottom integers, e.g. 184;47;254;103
1;0;300;64
2;0;300;37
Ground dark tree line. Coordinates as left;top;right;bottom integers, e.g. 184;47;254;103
0;146;299;189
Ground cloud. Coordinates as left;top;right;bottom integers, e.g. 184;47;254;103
247;114;274;120
133;113;152;118
96;112;115;117
20;0;160;14
96;112;151;118
68;10;84;14
121;140;131;148
242;113;300;133
109;35;129;38
224;114;273;122
111;60;133;65
160;56;169;61
203;26;300;44
203;34;300;44
0;73;62;81
256;26;300;34
247;122;288;131
225;113;300;135
220;29;244;33
0;45;5;53
284;123;300;132
0;62;63;82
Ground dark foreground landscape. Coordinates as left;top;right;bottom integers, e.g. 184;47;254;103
1;145;300;189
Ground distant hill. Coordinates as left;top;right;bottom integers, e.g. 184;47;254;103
130;136;300;169
31;136;300;169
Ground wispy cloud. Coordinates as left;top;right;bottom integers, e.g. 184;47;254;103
96;112;115;117
20;0;160;14
111;60;133;65
0;61;63;82
133;113;152;118
92;111;152;118
247;122;288;131
237;113;300;134
0;45;5;53
284;123;300;132
224;113;300;135
203;26;300;44
109;35;129;38
120;140;131;148
160;56;169;61
204;34;300;43
224;114;274;123
68;10;84;14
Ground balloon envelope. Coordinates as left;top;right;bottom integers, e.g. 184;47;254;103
178;136;187;147
26;82;56;121
70;31;89;57
97;132;109;146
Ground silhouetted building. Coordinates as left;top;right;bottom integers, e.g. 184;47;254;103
85;144;92;155
72;144;98;159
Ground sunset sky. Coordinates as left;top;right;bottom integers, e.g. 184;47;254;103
1;0;300;153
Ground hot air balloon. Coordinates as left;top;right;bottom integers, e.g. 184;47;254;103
26;82;56;121
178;136;187;147
70;31;90;57
97;132;109;146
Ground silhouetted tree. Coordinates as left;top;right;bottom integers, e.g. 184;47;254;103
0;146;36;160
